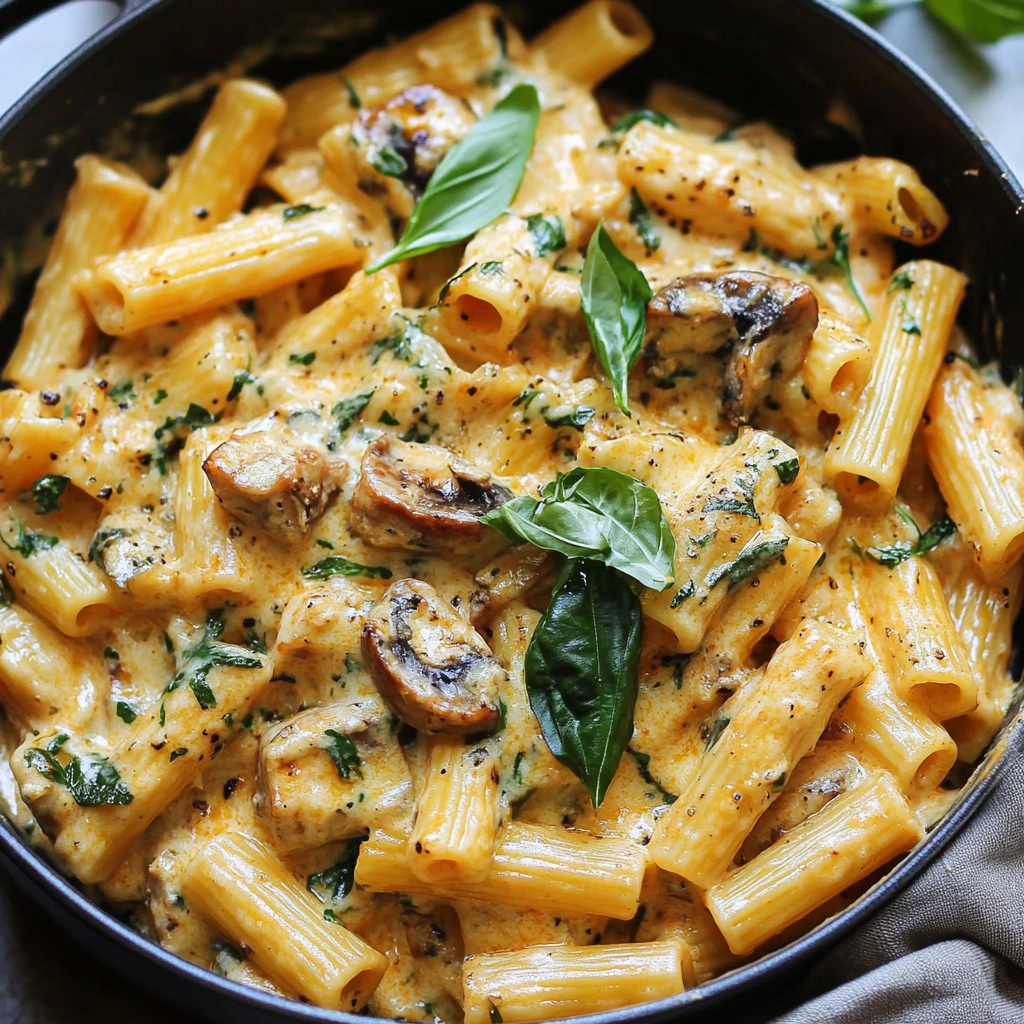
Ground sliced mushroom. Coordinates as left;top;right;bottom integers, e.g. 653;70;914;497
646;271;818;424
352;85;476;209
470;546;560;625
362;578;505;735
203;409;347;538
351;435;512;553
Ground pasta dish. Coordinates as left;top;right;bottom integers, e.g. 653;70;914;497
1;1;1021;1019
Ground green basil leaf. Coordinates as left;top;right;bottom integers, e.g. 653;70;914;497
30;474;69;514
925;0;1024;42
165;618;264;710
525;558;643;807
25;734;134;807
628;188;660;252
704;532;790;590
774;458;800;485
307;838;363;905
115;701;138;724
371;144;409;178
541;405;595;431
482;466;675;591
302;556;393;580
366;83;541;271
915;514;957;554
1;521;58;558
283;203;325;221
580;222;652;415
331;389;376;435
525;213;566;256
598;108;678;148
323;729;363;779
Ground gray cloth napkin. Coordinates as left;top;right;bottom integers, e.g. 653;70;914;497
768;719;1024;1023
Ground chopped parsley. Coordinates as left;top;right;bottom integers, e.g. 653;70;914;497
302;556;393;580
288;351;316;366
29;474;69;514
628;188;660;251
331;389;376;436
115;701;138;724
24;733;133;806
282;203;324;221
865;506;957;567
371;144;409;178
887;269;914;293
323;729;363;779
1;521;58;558
165;617;263;711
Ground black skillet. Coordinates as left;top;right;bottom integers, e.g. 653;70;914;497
0;0;1022;1021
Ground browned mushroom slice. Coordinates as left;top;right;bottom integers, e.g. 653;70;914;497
351;436;512;552
362;578;505;735
646;271;818;424
354;84;476;197
203;414;346;537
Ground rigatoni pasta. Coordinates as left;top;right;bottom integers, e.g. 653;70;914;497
0;3;1018;1021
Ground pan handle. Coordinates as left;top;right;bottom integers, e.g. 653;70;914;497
0;0;141;45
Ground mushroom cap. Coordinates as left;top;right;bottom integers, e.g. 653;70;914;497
351;435;512;552
646;271;818;424
361;578;505;735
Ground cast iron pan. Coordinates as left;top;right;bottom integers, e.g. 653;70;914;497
0;0;1022;1021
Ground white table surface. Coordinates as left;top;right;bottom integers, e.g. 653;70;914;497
0;2;1022;1023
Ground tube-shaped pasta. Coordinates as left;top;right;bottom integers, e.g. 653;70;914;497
924;357;1024;581
432;218;552;364
707;770;923;955
357;821;645;921
408;737;500;884
531;1;653;88
651;621;868;888
77;205;365;334
618;123;843;256
277;4;522;153
0;391;80;495
944;564;1022;761
801;314;872;417
181;831;388;1010
676;534;822;716
866;557;978;720
260;148;327;204
816;157;949;245
462;941;686;1024
0;518;121;637
4;156;151;389
13;651;272;882
837;668;957;792
0;603;105;730
825;261;966;510
133;80;286;246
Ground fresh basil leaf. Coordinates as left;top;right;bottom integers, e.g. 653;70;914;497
165;618;263;710
775;458;800;485
283;203;325;221
702;472;759;521
526;214;566;256
625;745;677;804
25;733;133;807
307;839;363;904
542;405;595;431
900;295;921;335
1;521;58;558
366;83;541;271
865;507;957;566
153;403;217;474
371;144;409;178
705;532;790;590
227;368;256;401
30;474;69;514
824;223;870;320
302;556;393;580
580;221;652;415
115;701;138;724
331;389;376;436
887;269;914;293
599;109;678;148
323;729;363;779
525;558;643;807
628;188;660;251
481;466;675;591
925;0;1024;42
